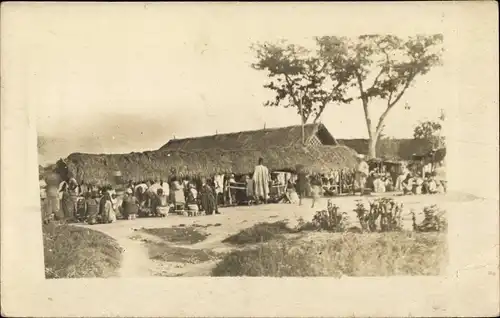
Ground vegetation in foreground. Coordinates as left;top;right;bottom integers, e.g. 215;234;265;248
141;226;209;245
146;240;219;264
212;232;447;277
43;223;123;278
221;221;297;245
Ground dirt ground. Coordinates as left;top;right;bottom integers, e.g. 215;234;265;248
76;192;480;277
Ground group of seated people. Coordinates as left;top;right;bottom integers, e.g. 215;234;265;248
40;176;222;225
399;171;446;195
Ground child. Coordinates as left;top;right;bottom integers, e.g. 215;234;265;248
310;174;323;209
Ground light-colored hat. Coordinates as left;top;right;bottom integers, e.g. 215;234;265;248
357;154;365;159
126;188;133;194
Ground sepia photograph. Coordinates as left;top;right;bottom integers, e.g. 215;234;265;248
2;2;498;317
37;23;454;279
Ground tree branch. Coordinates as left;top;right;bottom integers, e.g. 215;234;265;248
376;73;416;134
388;73;415;107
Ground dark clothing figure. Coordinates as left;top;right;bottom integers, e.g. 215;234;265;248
61;190;75;221
85;197;99;224
122;194;139;219
296;171;308;197
200;183;217;215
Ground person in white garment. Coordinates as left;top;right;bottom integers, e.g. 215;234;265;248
355;154;369;195
252;157;270;204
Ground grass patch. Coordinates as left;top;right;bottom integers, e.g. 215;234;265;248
147;241;220;264
222;221;297;245
43;223;123;279
142;227;209;245
212;232;447;277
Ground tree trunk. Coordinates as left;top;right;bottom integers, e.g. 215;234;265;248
368;137;377;159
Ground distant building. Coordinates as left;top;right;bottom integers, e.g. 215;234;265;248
160;123;338;151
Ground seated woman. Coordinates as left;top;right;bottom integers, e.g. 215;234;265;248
122;189;139;220
383;173;394;192
186;183;200;216
285;180;299;204
402;174;414;195
413;174;424;195
152;188;169;217
373;174;386;193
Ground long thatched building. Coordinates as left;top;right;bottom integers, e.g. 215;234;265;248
63;145;358;185
56;123;361;185
160;123;338;151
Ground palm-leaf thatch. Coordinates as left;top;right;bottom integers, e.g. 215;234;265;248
64;145;358;185
160;123;337;151
336;138;441;161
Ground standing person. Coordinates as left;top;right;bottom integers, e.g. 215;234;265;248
99;191;115;223
68;178;79;216
296;165;308;206
310;174;323;209
84;192;100;225
39;175;48;221
45;173;61;221
61;183;76;222
434;161;447;193
252;158;270;204
245;174;254;204
355;154;369;196
200;178;217;215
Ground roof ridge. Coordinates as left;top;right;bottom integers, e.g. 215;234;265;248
164;123;320;144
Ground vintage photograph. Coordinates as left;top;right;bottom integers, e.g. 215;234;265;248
36;27;454;279
2;2;498;317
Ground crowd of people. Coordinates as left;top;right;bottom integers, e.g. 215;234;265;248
39;156;446;224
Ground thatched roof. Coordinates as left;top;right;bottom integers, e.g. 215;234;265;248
64;145;358;185
160;123;338;151
336;138;439;161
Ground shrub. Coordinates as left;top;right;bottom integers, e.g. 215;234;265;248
354;198;404;233
142;227;209;245
212;232;447;277
412;205;447;232
298;199;349;232
43;223;123;278
222;221;297;245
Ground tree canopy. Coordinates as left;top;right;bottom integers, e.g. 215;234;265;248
252;34;444;157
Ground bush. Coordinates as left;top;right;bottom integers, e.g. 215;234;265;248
43;223;123;278
222;221;297;245
412;205;447;232
147;241;219;264
212;232;447;277
298;199;349;232
354;198;404;233
142;227;209;245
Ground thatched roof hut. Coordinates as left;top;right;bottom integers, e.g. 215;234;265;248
64;145;358;185
160;123;338;151
336;138;439;161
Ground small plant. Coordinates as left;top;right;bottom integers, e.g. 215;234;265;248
412;205;447;232
301;199;349;232
354;198;403;233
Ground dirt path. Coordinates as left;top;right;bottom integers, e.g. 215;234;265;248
77;193;478;277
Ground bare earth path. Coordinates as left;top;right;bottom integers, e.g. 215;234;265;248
77;192;480;278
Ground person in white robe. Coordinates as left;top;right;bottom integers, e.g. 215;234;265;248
252;158;270;204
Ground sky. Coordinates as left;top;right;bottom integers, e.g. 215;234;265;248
4;3;454;165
